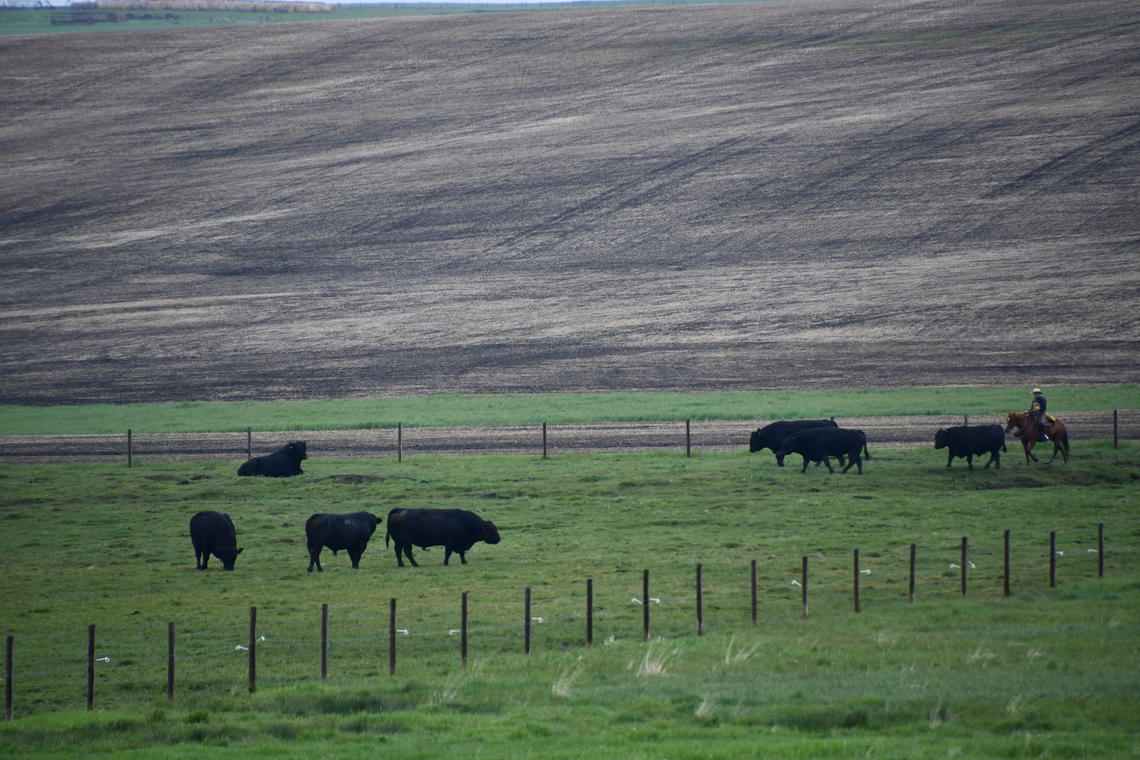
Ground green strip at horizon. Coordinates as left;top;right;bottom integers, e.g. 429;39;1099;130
0;385;1136;435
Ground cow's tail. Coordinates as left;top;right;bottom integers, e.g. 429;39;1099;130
859;432;871;460
385;508;402;548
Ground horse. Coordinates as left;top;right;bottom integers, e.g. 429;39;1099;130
1005;411;1070;464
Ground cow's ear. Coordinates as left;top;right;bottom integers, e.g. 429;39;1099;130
236;548;244;555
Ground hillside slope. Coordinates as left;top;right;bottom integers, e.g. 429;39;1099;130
0;0;1136;403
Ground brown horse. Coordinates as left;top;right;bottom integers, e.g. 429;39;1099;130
1005;411;1070;464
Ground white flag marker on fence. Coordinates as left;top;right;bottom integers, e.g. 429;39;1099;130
397;628;410;636
791;579;801;587
96;656;111;663
860;569;872;575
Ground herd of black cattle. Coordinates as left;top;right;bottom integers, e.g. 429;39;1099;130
189;420;1010;572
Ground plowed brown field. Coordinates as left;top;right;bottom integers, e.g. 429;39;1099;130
1;0;1136;405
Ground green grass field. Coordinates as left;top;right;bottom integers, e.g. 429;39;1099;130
1;436;1137;757
2;384;1137;434
0;2;717;36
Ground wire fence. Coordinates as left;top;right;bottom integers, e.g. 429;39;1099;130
3;522;1126;719
0;410;1136;465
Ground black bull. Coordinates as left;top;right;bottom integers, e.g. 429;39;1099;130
385;508;500;567
190;510;243;571
774;427;869;474
305;511;382;571
749;419;838;466
238;440;308;477
934;425;1006;469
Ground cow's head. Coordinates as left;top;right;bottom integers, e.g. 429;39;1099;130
291;441;309;461
934;429;948;449
748;430;763;453
217;546;244;571
480;521;501;545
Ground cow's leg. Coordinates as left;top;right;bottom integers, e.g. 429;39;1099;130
349;548;362;569
459;551;468;565
308;547;322;572
822;457;835;473
800;456;810;473
444;548;452;565
946;452;954;469
402;545;418;567
966;454;974;470
199;552;209;570
393;542;405;567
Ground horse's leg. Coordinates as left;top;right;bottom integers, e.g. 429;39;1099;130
1023;441;1038;464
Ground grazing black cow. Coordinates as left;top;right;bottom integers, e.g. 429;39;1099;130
774;427;868;474
305;511;382;572
189;511;243;571
238;440;307;477
385;508;501;567
749;419;838;466
934;425;1006;470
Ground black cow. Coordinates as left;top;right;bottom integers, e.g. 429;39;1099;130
385;508;501;567
774;427;868;474
749;419;839;466
934;425;1006;470
305;511;382;572
238;440;307;477
189;510;243;570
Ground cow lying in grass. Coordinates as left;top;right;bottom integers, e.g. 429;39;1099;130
237;440;307;477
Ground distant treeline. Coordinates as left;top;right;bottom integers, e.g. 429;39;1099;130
75;0;336;12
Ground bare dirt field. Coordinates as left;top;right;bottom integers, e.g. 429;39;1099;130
0;0;1137;405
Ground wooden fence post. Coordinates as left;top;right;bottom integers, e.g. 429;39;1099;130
642;569;650;640
388;598;397;676
86;624;95;710
1098;523;1105;578
1050;531;1057;588
686;420;692;457
5;635;12;720
961;537;969;597
248;606;257;694
1113;410;1118;449
127;429;132;468
801;556;809;618
246;427;252;460
695;564;703;636
167;622;175;702
320;604;329;681
460;592;469;667
524;587;532;654
908;544;917;603
853;548;861;613
750;559;758;627
586;578;594;647
1004;530;1011;597
397;423;403;463
542;423;548;460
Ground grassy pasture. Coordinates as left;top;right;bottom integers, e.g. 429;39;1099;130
1;441;1137;757
2;384;1137;435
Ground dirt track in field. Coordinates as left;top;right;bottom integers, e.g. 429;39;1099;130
0;0;1137;405
2;410;1134;464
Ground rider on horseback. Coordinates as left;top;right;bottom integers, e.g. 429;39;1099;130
1028;387;1050;441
